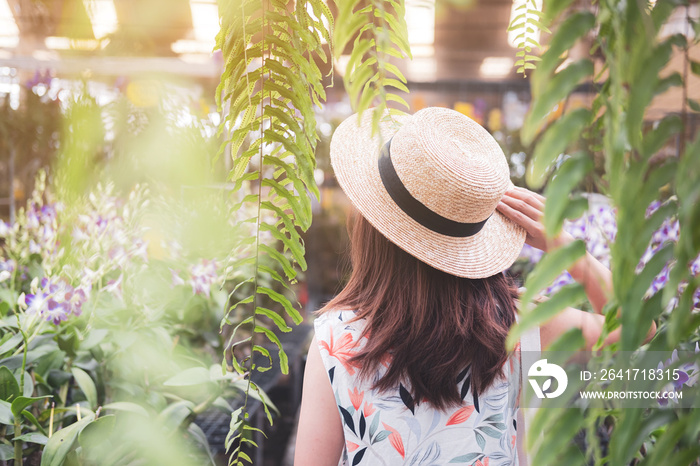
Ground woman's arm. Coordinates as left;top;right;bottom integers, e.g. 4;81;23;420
496;187;656;349
294;336;345;466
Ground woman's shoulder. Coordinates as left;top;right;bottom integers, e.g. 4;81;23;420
314;308;365;334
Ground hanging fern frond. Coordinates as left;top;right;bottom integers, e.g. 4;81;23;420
508;0;549;76
214;1;333;464
334;0;412;128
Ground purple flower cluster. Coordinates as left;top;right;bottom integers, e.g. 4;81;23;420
72;208;148;269
24;277;88;325
171;259;220;296
519;244;544;264
70;185;149;289
657;344;700;406
27;203;61;255
691;254;700;277
1;201;62;262
518;196;617;295
0;258;15;275
188;259;219;296
636;200;680;298
519;197;700;306
0;174;65;277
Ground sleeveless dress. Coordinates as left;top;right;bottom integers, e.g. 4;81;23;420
314;310;522;466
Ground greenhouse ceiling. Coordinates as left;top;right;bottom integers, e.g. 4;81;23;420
0;0;522;81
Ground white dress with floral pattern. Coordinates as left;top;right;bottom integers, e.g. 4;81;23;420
314;310;521;466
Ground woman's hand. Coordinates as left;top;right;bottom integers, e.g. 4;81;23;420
496;186;573;253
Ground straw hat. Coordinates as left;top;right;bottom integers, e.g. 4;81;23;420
330;107;526;279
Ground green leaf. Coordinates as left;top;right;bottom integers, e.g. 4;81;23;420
610;410;674;465
543;0;577;21
156;400;193;430
0;366;19;402
78;415;116;448
0;444;13;461
531;409;583;463
71;368;97;409
0;333;23;355
527;108;591;188
520;240;586;307
253;325;289;373
691;60;700;76
14;432;49;445
547;327;585;352
0;399;12;424
543;152;594;236
102;402;148;417
654;72;682;96
255;306;292;333
523;60;593;145
688;98;700;112
20;409;45;435
627;41;673;149
163;367;212;387
641;115;682;158
260;244;297;280
509;284;587;347
638;413;690;464
40;414;95;466
257;286;303;324
532;11;595;97
11;395;51;418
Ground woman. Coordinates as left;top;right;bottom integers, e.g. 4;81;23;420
294;108;655;465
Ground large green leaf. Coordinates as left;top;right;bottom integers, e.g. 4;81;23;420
101;401;148;417
0;333;23;355
531;408;583;463
641;115;682;159
520;240;586;307
522;61;593;145
14;432;49;445
0;444;13;461
163;367;212;387
0;366;19;402
543;152;594;236
156;400;193;430
627;41;673;149
543;0;578;21
78;414;116;448
547;327;585;352
71;367;97;409
527;108;591;189
610;410;675;465
509;283;587;347
40;414;95;466
532;11;595;97
0;399;12;425
11;395;51;418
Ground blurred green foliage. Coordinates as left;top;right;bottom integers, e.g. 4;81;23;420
509;0;700;464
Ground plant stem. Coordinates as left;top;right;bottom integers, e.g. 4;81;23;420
58;358;73;408
192;390;221;415
13;416;23;466
11;309;30;393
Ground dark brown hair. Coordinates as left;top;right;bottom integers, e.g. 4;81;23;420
320;213;519;410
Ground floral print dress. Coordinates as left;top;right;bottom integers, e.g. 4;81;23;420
315;310;521;466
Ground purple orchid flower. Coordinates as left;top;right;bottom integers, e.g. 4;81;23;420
189;259;219;296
